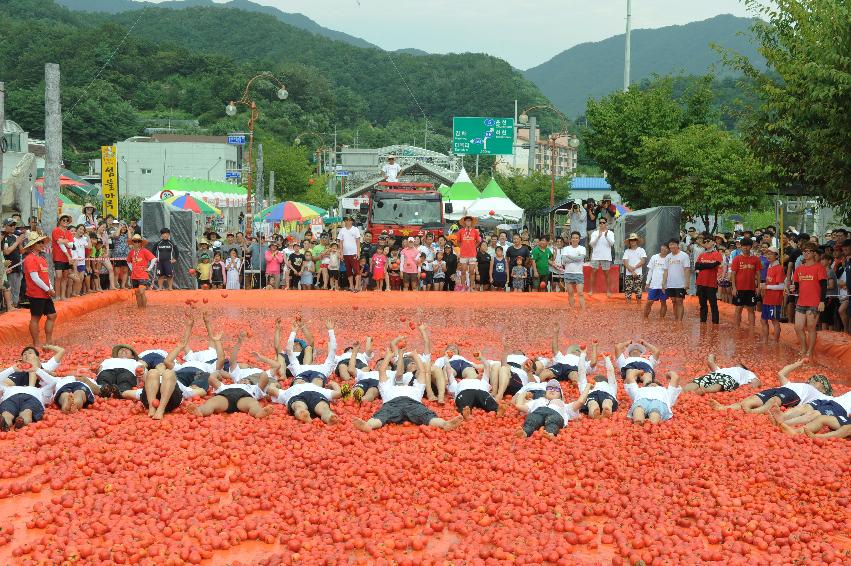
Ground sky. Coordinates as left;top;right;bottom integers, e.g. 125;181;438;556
149;0;755;69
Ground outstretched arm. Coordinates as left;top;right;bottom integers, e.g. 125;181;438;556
777;358;806;386
614;340;629;359
576;351;588;391
327;381;342;399
323;320;337;368
413;350;428;385
418;324;430;356
571;383;594;411
273;317;283;353
231;331;246;371
378;349;394;383
347;342;360;375
165;313;194;368
43;344;66;363
252;352;281;370
604;356;616;390
639;339;661;361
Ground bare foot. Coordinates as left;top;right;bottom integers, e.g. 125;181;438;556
602;406;612;418
767;407;782;426
437;397;445;405
256;406;274;419
514;428;527;438
152;411;165;421
496;403;506;417
67;395;79;414
426;394;437;402
187;405;203;417
60;396;73;414
443;415;463;431
461;406;472;420
709;399;724;411
543;430;556;440
352;418;372;433
324;413;338;425
294;408;311;423
779;422;799;436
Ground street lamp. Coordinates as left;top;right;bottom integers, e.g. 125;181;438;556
519;104;578;239
224;72;289;236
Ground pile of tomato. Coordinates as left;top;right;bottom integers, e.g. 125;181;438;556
0;292;848;565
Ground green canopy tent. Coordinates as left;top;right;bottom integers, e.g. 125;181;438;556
443;169;481;220
480;178;509;199
437;184;450;196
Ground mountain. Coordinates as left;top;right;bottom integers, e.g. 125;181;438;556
394;48;429;56
54;0;379;49
524;15;765;118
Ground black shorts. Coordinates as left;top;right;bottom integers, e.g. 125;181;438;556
293;370;328;387
112;259;127;268
733;290;757;307
454;389;498;413
53;260;71;271
448;359;473;376
421;271;434;285
131;279;149;289
176;368;210;391
29;297;56;317
620;361;655;379
140;352;166;368
506;372;525;396
335;358;367;377
372;397;436;426
157;262;174;277
808;399;846;418
140;386;183;413
548;363;577;382
754;387;801;408
666;288;686;299
96;368;137;394
581;390;619;414
217;389;252;413
54;382;95;408
287;391;329;417
354;378;379;392
0;393;44;422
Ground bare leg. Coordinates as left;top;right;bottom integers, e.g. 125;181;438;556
586;399;601;419
238;397;273;418
648;411;662;424
152;370;177;420
794;312;807;355
495;366;510;401
44;314;56;345
632;406;646;424
659;300;668;318
189;396;229;417
601;398;613;417
315;402;337;425
429;415;463;431
432;367;446;404
29;315;42;348
144;369;161;417
805;312;818;356
353;417;382;432
290;400;311;423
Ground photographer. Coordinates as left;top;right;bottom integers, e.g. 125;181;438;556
568;202;585;244
2;218;27;308
595;194;617;225
584;199;597;244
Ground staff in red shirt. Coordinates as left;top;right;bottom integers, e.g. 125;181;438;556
792;243;827;356
22;233;56;347
51;214;74;300
127;234;156;308
694;237;723;324
730;238;762;328
760;247;786;341
456;215;481;291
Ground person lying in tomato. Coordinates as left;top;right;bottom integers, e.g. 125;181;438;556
266;376;341;425
353;348;463;434
576;353;620;419
0;344;65;387
0;369;53;430
188;372;272;419
683;354;761;395
515;379;592;439
771;391;851;437
96;344;148;400
710;358;831;414
389;324;439;402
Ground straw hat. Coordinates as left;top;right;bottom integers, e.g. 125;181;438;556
459;215;478;226
83;203;96;212
111;344;139;360
130;234;148;246
624;232;643;245
22;232;48;249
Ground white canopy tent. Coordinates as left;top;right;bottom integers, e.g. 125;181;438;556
465;196;523;221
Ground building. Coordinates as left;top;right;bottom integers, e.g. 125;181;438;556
91;135;241;199
1;120;45;214
495;127;578;178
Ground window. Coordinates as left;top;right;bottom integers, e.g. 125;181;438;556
141;168;152;175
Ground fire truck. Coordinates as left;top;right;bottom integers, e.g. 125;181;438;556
358;182;446;242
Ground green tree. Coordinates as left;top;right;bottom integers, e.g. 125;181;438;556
261;139;314;202
724;0;851;220
636;124;769;233
583;76;716;208
491;170;570;212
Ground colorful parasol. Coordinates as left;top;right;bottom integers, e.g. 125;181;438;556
615;203;631;215
260;201;326;222
164;193;222;215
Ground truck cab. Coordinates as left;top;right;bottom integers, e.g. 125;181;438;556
360;182;445;243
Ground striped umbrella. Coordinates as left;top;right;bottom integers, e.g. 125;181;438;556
615;203;631;216
164;193;222;216
261;201;326;222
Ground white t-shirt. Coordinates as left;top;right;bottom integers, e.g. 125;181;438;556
382;163;401;182
184;348;218;363
379;379;425;403
527;397;578;423
215;383;264;400
276;382;334;405
516;380;545;398
447;375;490;397
71;236;89;266
337;226;361;256
830;391;851;413
718;367;758;385
783;382;827;405
560;245;587;275
355;368;402;384
616;354;657;370
0;384;50;407
625;383;683;408
175;360;215;373
589;230;614;261
622;247;647;276
663;251;690;289
417;245;435;271
646;254;667;289
99;358;140;374
550;352;592;372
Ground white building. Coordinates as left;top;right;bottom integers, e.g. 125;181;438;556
97;135;241;199
495;127;578;178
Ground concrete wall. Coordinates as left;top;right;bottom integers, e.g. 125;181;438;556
114;141;239;198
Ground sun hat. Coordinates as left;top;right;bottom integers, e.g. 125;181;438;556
406;237;415;242
627;343;646;356
200;252;210;260
459;215;477;226
130;234;148;245
624;233;643;245
83;203;95;211
765;246;779;255
545;380;563;397
111;344;139;360
22;232;48;249
387;154;396;160
198;238;209;245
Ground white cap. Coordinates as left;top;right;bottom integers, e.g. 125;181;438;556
407;237;415;242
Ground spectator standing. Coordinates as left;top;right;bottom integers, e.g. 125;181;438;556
530;236;553;291
51;214;74;299
2;218;25;307
22;233;56;346
381;155;401;182
248;235;267;289
588;218;615;297
791;243;827;356
76;203;99;229
337;216;362;292
443;244;458;291
400;237;420;291
154;228;179;291
730;238;762;328
456;216;481;291
622;233;647;301
662;239;690;321
568;202;585;244
760;247;785;340
694;237;723;324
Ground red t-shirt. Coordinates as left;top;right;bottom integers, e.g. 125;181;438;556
458;228;480;258
762;264;786;306
51;227;72;262
731;254;761;291
23;253;51;299
127;248;156;281
695;251;723;288
793;262;827;307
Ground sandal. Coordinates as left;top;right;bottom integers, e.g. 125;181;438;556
0;419;10;432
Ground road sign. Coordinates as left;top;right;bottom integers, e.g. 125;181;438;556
452;117;514;155
335;170;350;177
225;170;242;179
227;135;246;145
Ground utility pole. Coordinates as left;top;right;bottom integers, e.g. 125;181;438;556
526;116;537;177
0;81;5;210
268;170;274;206
44;64;61;273
624;0;632;92
256;143;264;209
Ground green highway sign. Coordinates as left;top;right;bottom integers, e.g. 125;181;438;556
452;117;514;155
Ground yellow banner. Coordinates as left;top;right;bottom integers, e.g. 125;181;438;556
101;146;118;217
